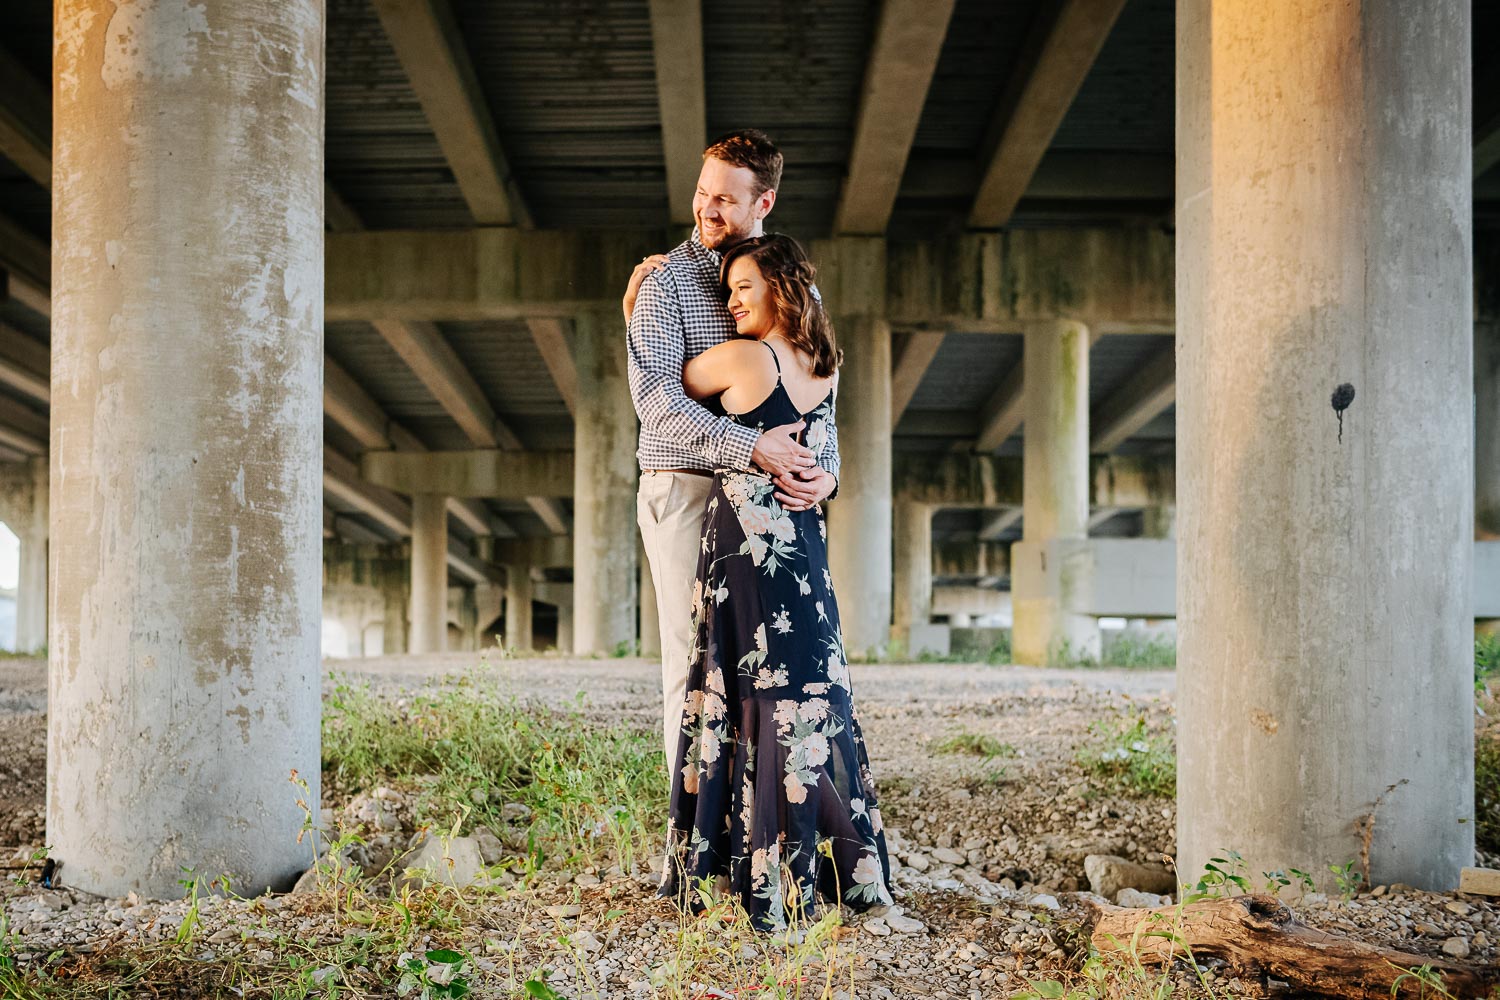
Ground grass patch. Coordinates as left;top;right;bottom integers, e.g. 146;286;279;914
1478;633;1500;687
1101;632;1176;669
933;730;1018;761
1075;715;1175;798
322;671;665;870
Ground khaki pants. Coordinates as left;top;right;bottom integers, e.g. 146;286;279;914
636;471;714;770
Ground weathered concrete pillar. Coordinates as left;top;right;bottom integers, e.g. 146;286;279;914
819;239;892;660
573;310;638;654
1480;322;1500;539
505;563;534;652
892;501;933;638
15;456;46;653
557;603;575;655
639;541;661;658
382;546;410;655
49;0;325;898
1011;321;1097;665
1177;0;1473;889
409;494;447;653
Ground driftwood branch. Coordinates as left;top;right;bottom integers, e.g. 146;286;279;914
1085;894;1500;999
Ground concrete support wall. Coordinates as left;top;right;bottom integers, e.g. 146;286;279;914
409;493;448;653
49;0;325;898
819;239;892;660
1011;320;1097;664
1177;0;1473;889
572;310;637;654
1480;322;1500;538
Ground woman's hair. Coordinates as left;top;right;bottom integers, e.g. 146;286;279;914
718;234;842;378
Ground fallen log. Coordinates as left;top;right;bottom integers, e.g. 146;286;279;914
1085;894;1500;999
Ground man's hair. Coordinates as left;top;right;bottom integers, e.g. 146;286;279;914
702;129;783;196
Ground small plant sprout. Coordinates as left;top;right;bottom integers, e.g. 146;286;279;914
1330;859;1364;900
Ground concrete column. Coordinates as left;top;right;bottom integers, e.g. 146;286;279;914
558;603;575;655
1177;0;1472;889
1011;320;1097;665
573;310;638;654
505;563;534;653
892;501;933;636
49;0;324;898
1480;322;1500;539
639;541;661;658
819;239;892;661
409;494;447;654
382;546;410;655
15;456;46;653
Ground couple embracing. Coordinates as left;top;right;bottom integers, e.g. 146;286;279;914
624;129;894;932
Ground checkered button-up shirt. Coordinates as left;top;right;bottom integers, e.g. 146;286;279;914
627;231;841;484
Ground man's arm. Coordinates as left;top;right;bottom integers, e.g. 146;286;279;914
627;271;760;470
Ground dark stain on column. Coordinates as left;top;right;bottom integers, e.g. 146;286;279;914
1331;383;1356;443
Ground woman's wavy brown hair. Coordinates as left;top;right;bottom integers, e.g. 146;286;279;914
718;234;842;378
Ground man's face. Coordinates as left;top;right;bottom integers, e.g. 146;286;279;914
693;157;775;250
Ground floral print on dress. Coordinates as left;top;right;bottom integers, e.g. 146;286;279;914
662;384;893;932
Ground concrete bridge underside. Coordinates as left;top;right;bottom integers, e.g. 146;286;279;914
0;0;1490;899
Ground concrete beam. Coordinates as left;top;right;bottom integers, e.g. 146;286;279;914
495;535;573;569
369;0;530;227
326;228;668;321
324;356;393;450
3;272;49;318
324;447;410;537
368;319;570;530
1090;345;1175;453
0;46;49;190
894;451;1172;508
525;317;578;416
647;0;707;226
978;507;1022;541
0;322;50;404
0;212;48;292
324;180;365;233
446;536;501;584
361;449;575;499
887;229;1175;330
968;0;1129;228
326;227;1174;328
902;151;1173;203
1087;506;1124;530
371;318;501;448
890;331;945;423
834;0;956;235
975;362;1024;451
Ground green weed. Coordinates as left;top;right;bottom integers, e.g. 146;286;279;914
1075;715;1175;798
321;672;665;870
933;730;1018;761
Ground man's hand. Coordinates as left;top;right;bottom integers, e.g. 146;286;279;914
774;466;836;512
750;421;815;478
623;253;670;323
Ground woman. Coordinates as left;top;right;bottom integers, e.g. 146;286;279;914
660;234;893;932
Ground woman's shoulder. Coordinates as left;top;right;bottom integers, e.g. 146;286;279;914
701;337;776;368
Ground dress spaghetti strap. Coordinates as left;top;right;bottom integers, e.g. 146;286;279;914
761;339;782;381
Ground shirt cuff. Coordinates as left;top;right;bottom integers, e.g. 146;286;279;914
723;423;760;472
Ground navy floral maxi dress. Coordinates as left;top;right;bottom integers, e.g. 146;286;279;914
662;353;894;932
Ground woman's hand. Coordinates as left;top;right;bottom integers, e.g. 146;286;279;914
623;254;670;323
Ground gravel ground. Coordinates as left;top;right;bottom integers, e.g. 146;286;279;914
3;653;1498;998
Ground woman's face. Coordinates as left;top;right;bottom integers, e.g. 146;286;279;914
725;256;777;338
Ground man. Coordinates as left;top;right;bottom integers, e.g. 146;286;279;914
626;129;841;773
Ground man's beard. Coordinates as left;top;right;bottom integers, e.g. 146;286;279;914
697;216;751;250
